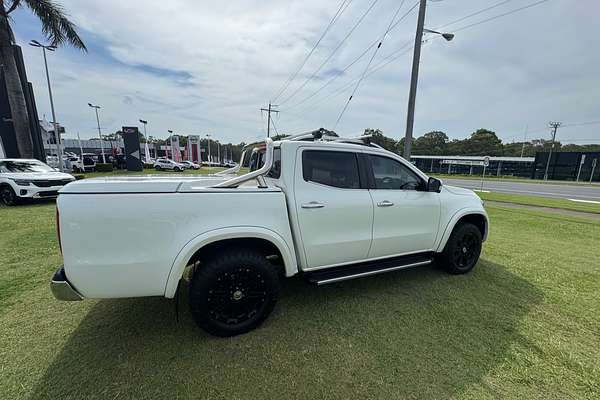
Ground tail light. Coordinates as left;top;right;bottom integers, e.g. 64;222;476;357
56;206;62;254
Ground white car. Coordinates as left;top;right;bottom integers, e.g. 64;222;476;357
153;158;185;171
0;159;75;206
180;160;201;170
51;131;488;337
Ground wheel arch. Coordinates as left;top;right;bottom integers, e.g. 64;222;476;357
164;227;297;298
435;209;488;252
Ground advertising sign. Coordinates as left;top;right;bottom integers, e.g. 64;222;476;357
122;126;143;171
188;135;200;163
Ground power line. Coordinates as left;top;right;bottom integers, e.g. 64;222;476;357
284;1;419;113
453;0;551;33
271;0;353;102
292;44;415;124
334;0;408;129
562;120;600;128
284;0;553;131
435;0;515;30
279;0;381;106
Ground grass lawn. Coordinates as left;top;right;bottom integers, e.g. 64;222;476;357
1;202;599;399
432;173;600;187
476;191;600;214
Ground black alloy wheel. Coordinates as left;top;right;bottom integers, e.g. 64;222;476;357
1;186;17;206
440;223;482;274
189;248;279;337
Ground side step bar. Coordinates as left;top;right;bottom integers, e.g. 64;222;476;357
304;253;434;286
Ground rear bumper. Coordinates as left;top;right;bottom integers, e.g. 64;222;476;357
51;267;83;301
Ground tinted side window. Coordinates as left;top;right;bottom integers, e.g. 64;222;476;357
302;150;360;189
267;147;281;178
369;155;422;190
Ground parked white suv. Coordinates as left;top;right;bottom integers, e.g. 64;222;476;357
180;160;201;170
0;159;75;206
153;158;185;171
51;131;488;337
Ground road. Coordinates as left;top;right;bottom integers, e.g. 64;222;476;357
442;178;600;203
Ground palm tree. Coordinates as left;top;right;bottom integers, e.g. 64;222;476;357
0;0;86;158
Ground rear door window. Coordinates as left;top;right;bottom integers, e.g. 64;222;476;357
302;150;361;189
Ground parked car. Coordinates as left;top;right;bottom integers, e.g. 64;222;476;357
81;154;96;172
180;160;201;170
0;159;75;206
51;132;488;337
153;158;185;171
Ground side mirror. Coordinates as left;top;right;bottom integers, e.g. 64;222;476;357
427;177;442;193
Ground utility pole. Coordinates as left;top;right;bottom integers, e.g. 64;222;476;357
543;121;561;181
403;0;427;160
261;102;279;138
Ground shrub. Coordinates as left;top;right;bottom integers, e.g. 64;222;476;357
143;163;154;169
95;163;114;172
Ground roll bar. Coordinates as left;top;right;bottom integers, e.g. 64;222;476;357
213;139;274;188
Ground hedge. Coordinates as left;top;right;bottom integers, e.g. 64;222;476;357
95;163;114;172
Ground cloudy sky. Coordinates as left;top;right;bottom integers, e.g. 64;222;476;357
11;0;600;145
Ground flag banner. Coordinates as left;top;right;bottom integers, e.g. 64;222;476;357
171;135;181;162
144;142;151;162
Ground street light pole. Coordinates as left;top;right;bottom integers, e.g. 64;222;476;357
139;119;151;160
29;40;63;171
402;2;454;160
88;103;106;163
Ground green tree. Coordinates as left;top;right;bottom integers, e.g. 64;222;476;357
413;131;448;155
1;0;86;157
364;128;400;153
466;129;503;155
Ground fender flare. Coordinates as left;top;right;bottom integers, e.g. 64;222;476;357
164;226;297;298
434;208;489;252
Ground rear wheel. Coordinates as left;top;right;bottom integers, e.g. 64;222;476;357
0;186;17;206
440;223;482;274
189;248;279;337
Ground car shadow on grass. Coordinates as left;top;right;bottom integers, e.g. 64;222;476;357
29;259;542;400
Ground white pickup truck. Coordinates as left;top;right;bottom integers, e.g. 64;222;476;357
51;131;488;336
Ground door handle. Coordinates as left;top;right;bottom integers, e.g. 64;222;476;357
302;201;325;209
377;200;394;207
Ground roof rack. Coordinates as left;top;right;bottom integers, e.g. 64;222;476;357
281;129;383;149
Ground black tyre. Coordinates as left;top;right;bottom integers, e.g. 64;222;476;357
440;223;482;274
154;165;161;171
189;248;280;337
1;186;18;206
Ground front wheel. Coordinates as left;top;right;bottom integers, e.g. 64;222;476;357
154;165;161;171
189;248;280;337
440;223;482;274
1;186;18;206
